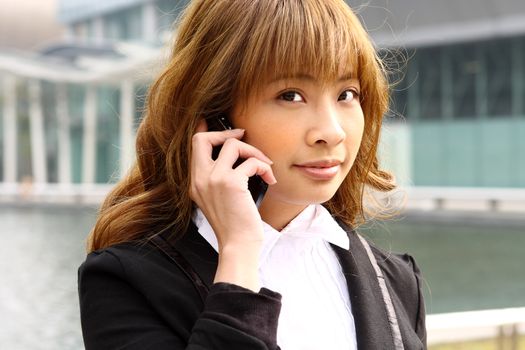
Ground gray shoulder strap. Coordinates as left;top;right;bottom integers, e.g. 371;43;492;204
358;235;405;350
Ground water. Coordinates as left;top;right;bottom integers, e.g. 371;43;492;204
1;205;524;349
0;205;97;350
362;216;525;314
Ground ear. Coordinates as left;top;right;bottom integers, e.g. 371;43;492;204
195;118;208;133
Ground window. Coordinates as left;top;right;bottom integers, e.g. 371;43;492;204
156;0;179;34
382;48;409;120
451;43;478;119
68;84;85;184
515;37;525;117
104;6;143;41
16;79;31;181
418;47;443;120
96;85;120;183
485;39;512;117
134;84;148;130
42;81;58;183
0;77;3;181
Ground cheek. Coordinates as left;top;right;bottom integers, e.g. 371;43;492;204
345;114;365;150
246;124;296;159
353;125;365;151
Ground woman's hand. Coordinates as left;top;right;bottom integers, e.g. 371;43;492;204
190;119;276;291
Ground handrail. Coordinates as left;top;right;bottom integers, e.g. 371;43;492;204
408;186;525;201
427;307;525;346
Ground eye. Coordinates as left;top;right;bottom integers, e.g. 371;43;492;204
278;91;304;102
338;89;360;102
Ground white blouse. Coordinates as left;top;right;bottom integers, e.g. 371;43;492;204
192;204;358;350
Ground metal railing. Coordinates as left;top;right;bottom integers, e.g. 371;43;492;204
427;307;525;349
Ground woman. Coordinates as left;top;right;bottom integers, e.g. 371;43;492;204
78;0;427;349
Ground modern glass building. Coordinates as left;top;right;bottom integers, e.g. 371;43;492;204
353;0;525;188
392;37;525;188
58;0;188;44
0;0;173;190
1;0;524;195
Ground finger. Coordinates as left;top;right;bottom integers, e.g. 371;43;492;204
193;128;245;147
191;129;245;169
234;158;277;185
215;138;273;168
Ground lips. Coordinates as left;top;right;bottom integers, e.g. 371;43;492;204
293;160;342;180
295;160;342;168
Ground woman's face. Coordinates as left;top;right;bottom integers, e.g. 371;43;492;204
231;73;365;218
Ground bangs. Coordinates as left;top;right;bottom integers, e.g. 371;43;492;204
236;0;363;100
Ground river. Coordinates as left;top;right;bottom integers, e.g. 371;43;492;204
1;204;524;349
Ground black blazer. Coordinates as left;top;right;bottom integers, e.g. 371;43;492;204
78;221;427;349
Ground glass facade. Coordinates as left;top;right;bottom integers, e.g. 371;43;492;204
389;35;525;187
411;119;525;187
392;36;525;121
66;0;191;43
95;85;120;183
42;81;58;183
68;84;85;184
451;43;478;119
2;1;523;189
156;0;176;33
104;5;143;41
16;80;31;182
0;78;149;185
420;47;443;120
134;84;148;130
513;37;525;116
0;77;3;182
485;40;512;117
156;0;188;34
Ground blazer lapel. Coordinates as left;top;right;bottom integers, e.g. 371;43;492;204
169;220;397;349
169;221;218;289
330;228;396;350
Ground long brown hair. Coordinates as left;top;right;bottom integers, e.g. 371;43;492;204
88;0;395;252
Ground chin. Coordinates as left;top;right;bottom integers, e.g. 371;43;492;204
306;182;342;202
310;192;338;205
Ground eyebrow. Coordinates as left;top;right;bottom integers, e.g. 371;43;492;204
270;73;357;84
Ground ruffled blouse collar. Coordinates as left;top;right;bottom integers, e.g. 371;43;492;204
192;203;350;267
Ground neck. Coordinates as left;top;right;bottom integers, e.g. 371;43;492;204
257;194;309;231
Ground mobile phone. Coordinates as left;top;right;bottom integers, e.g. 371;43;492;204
207;114;233;161
206;114;268;204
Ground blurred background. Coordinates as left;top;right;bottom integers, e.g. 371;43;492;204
0;0;524;349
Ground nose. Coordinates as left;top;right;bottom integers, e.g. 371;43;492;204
305;104;346;146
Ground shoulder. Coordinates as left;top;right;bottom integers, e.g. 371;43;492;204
78;239;211;348
367;239;427;343
367;241;422;302
369;243;422;286
80;241;167;278
337;220;424;316
78;240;201;304
337;219;422;286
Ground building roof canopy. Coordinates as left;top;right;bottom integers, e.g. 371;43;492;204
58;0;147;23
350;0;525;47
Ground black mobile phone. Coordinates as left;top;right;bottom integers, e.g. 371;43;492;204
206;114;268;203
207;114;233;161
